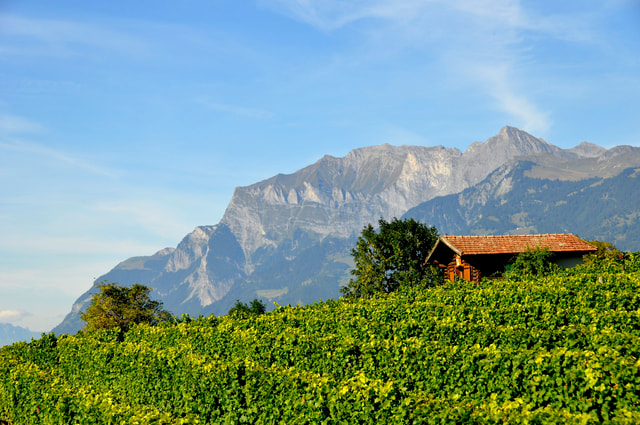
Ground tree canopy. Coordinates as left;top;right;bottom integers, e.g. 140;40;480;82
80;282;172;332
583;240;626;272
342;217;440;298
228;299;267;318
504;247;560;280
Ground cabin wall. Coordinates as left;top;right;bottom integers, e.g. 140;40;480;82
555;255;585;269
443;253;589;282
445;255;482;282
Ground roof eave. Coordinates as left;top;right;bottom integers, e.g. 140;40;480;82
425;236;462;264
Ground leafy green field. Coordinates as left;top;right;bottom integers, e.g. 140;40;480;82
1;255;639;424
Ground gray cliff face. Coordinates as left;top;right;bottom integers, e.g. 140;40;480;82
220;144;464;263
54;126;627;335
220;126;559;266
165;226;214;274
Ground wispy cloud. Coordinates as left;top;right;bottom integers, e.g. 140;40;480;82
259;0;433;31
262;0;572;135
262;0;599;41
260;0;532;32
0;310;31;323
462;62;551;135
492;86;551;135
381;126;433;146
0;266;107;331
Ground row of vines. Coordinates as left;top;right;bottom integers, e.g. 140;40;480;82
1;255;639;423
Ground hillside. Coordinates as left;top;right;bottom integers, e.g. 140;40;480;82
3;257;640;423
53;127;640;335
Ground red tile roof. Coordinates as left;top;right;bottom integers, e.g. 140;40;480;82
438;234;597;256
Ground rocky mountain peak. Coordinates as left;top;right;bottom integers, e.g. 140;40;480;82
568;142;607;158
490;126;557;155
154;247;175;256
463;126;554;160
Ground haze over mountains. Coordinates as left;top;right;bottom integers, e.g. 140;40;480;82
0;323;40;347
52;126;640;335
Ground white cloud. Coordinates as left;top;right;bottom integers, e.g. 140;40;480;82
0;310;30;323
261;1;604;139
262;0;599;44
469;63;551;135
494;90;551;135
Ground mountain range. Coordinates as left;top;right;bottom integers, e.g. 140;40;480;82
53;126;640;335
0;323;40;347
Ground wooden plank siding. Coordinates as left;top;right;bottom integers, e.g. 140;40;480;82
445;255;482;282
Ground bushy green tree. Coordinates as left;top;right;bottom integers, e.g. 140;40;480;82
505;247;559;280
583;240;625;272
81;282;171;332
342;217;440;298
228;298;267;318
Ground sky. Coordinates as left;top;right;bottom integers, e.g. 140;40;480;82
1;0;639;333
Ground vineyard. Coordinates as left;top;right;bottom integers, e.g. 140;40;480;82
1;255;639;424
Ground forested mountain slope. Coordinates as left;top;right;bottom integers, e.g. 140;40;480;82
405;162;640;251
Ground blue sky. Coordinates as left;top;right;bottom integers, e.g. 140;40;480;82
1;0;639;332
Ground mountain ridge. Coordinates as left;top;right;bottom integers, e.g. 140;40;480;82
405;162;640;250
53;127;640;335
0;323;40;347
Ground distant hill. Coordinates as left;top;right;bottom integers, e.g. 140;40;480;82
0;323;39;347
53;127;640;335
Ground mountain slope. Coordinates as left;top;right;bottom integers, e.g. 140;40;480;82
53;127;640;334
405;161;640;251
0;323;40;347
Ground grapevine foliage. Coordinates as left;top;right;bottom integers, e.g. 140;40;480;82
1;254;639;424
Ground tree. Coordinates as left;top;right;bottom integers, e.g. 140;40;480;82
80;282;172;332
505;247;559;280
583;240;625;272
228;298;267;318
342;217;440;298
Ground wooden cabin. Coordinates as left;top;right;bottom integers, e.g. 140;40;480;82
425;234;597;282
